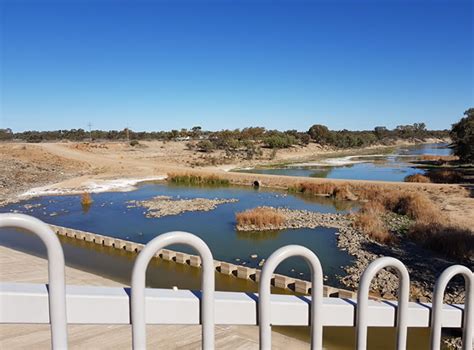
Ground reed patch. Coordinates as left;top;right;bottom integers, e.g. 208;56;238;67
236;207;285;229
167;173;230;186
352;201;395;244
404;174;431;183
81;192;93;206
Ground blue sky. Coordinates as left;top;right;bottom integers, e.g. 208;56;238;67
1;0;473;132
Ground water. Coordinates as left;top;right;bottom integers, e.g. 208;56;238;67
237;143;452;182
0;183;356;287
0;182;438;349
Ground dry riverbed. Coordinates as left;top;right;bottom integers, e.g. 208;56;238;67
1;141;472;305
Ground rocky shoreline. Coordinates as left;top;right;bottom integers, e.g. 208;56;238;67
236;206;469;304
128;196;238;218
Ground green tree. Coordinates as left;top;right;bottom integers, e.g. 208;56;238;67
0;128;13;141
308;124;333;144
450;108;474;163
191;126;202;139
374;126;389;140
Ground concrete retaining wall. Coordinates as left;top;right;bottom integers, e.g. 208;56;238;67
49;224;361;298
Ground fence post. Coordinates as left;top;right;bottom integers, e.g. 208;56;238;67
0;213;68;349
131;231;215;349
356;257;410;350
259;245;324;350
430;265;473;350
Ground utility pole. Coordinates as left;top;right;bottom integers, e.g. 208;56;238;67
125;127;130;141
87;122;92;142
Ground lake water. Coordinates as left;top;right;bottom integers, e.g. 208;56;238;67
0;183;357;287
236;143;452;182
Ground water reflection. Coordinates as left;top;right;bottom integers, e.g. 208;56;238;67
237;143;452;182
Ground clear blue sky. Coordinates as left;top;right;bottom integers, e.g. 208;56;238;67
1;0;473;132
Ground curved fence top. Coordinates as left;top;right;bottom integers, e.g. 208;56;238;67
356;257;410;350
1;214;472;350
130;231;215;349
0;213;68;349
430;265;473;350
259;245;324;350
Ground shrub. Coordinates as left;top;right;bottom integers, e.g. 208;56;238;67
129;140;139;147
167;173;229;186
408;223;474;260
236;207;285;228
427;169;463;183
263;134;297;149
196;140;215;153
26;133;43;143
404;174;431;183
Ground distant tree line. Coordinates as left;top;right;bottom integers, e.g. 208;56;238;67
0;123;448;152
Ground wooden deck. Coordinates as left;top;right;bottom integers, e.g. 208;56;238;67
0;245;309;349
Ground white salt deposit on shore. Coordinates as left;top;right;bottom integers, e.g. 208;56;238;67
288;154;389;167
20;176;167;198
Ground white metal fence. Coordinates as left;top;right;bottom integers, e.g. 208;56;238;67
0;213;472;350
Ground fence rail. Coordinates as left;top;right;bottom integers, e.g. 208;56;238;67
0;213;472;350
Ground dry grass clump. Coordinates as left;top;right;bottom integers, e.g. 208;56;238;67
236;207;285;228
294;182;337;196
290;179;471;259
332;184;356;200
390;192;442;223
359;190;471;260
343;183;387;202
408;223;474;260
355;188;442;224
292;181;356;200
352;201;395;244
81;192;93;206
404;174;431;183
420;155;458;162
168;173;230;186
428;169;463;184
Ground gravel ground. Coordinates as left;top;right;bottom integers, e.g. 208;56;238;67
0;158;85;206
127;196;239;218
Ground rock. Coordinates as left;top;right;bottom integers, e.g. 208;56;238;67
250;254;258;259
